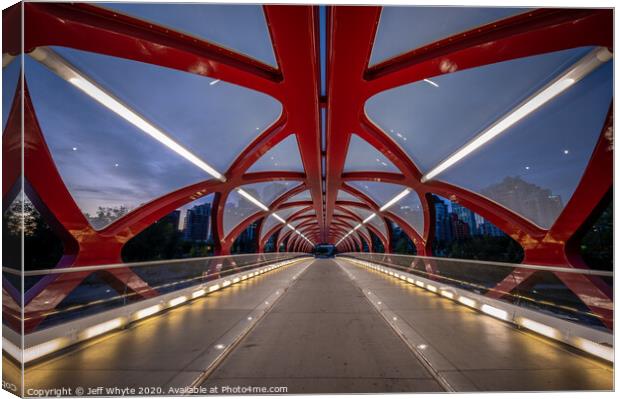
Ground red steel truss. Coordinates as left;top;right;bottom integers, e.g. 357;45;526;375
2;4;613;330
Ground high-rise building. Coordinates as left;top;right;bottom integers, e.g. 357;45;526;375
450;213;471;240
432;195;452;242
479;221;504;237
183;203;211;242
452;203;478;236
161;210;181;231
233;221;259;253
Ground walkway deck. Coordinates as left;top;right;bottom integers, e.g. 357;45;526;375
14;258;612;395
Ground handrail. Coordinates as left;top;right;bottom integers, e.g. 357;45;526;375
2;252;306;276
339;252;613;277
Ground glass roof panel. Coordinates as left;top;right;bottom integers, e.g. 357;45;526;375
366;215;388;239
365;47;593;173
276;206;306;222
223;190;259;237
290;219;306;228
25;57;207;230
261;213;283;240
370;6;527;66
387;190;424;236
334;217;355;228
247;134;304;173
53;46;282;173
297;209;315;218
337;189;363;203
439;61;612;229
239;181;300;207
99;3;277;67
347;181;404;207
284;189;312;203
3;57;20;132
343;134;399;173
344;205;388;238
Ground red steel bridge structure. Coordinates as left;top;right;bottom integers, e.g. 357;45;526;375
2;3;613;334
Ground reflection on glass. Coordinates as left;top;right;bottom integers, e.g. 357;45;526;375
389;220;417;255
388;190;424;236
122;194;215;262
99;3;277;67
431;195;523;263
370;6;527;66
343;134;399;173
232;220;260;254
7;194;64;271
439;62;612;229
248;135;304;173
223;190;259;237
369;230;385;252
3;56;20;131
26;57;207;230
580;199;612;272
52;46;282;173
366;47;593;173
264;232;278;252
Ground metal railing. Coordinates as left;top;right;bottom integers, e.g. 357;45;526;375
3;253;307;332
338;252;613;331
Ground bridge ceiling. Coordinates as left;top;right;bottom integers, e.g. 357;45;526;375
7;3;612;257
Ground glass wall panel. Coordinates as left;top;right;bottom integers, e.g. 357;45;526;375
26;57;207;230
387;189;424;236
365;47;593;173
261;214;283;240
370;6;527;66
430;195;524;262
223;190;259;237
122;194;215;262
389;220;416;255
99;3;277;66
231;220;260;254
52;46;282;173
580;198;612;272
439;62;612;229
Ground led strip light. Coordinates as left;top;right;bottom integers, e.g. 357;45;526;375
7;257;308;364
29;47;226;182
421;47;613;182
345;257;613;363
336;188;411;246
340;49;613;247
29;47;314;246
236;190;314;246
